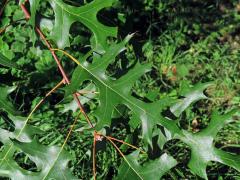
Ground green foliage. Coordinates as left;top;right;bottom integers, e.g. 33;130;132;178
170;82;213;117
63;35;182;150
65;42;240;178
180;109;240;179
0;114;75;179
0;53;18;68
64;22;239;180
12;138;76;180
36;0;118;51
0;87;75;179
116;151;177;180
0;0;239;179
0;86;19;115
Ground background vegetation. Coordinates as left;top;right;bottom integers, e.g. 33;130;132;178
0;0;239;179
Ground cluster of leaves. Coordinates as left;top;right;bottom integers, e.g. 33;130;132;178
0;0;239;179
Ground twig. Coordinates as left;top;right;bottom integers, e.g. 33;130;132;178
92;132;146;179
0;79;64;166
42;111;82;180
93;131;97;180
0;18;26;34
18;79;64;137
20;1;94;129
105;136;146;154
105;136;144;180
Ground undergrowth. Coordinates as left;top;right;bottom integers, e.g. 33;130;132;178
0;0;239;179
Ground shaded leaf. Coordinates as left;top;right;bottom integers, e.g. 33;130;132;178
0;86;19;115
0;115;41;145
12;138;76;180
0;53;18;68
29;0;40;26
0;114;42;178
0;114;76;179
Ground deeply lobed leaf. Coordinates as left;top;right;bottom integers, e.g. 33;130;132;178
115;151;177;180
29;0;118;51
0;86;76;179
6;1;239;179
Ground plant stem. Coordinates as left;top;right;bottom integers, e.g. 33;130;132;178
20;1;94;129
106;136;146;154
105;136;144;180
0;18;26;34
93;131;97;180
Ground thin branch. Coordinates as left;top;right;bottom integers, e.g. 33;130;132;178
0;79;64;166
95;132;146;154
105;136;144;180
20;2;94;129
42;111;82;180
93;131;97;180
18;79;64;138
105;136;146;154
0;18;26;34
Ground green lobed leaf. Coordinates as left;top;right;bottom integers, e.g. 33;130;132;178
0;109;76;179
45;0;118;51
65;35;181;147
115;151;177;180
0;114;76;179
0;115;42;178
0;115;41;146
179;109;240;179
66;35;240;179
170;82;213;117
11;138;77;180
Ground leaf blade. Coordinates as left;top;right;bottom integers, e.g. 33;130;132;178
0;53;18;68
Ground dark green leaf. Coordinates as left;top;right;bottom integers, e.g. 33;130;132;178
0;86;19;115
0;113;76;179
12;138;76;180
115;151;177;180
65;35;181;147
47;0;117;51
170;82;213;117
0;53;18;68
180;109;240;179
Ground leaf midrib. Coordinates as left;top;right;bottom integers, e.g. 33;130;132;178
81;63;147;115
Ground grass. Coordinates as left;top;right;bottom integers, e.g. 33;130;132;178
0;0;239;179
